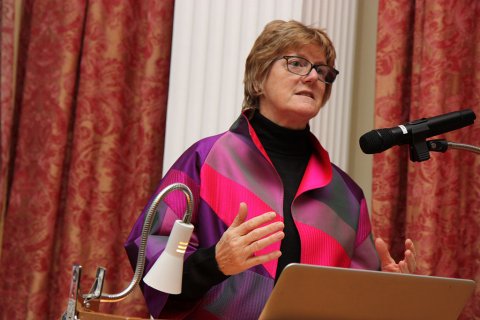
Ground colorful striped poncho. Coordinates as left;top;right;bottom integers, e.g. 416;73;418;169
125;112;380;319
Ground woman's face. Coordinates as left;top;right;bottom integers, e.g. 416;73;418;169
258;44;327;129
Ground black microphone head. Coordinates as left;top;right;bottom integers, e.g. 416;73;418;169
359;128;397;154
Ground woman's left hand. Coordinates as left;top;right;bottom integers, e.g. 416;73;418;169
375;237;416;274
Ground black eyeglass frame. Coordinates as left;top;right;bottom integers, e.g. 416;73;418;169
279;55;339;84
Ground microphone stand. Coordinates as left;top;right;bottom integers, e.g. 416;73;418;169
427;139;480;155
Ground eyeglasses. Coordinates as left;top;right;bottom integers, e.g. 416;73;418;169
279;56;339;84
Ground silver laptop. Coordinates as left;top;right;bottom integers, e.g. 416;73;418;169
259;263;476;320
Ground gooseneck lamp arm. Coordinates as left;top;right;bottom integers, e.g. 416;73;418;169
84;182;194;303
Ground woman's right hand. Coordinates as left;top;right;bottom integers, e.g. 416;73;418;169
215;202;284;276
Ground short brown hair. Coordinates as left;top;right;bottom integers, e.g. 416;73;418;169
242;20;337;111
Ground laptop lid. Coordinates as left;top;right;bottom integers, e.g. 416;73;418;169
259;263;476;320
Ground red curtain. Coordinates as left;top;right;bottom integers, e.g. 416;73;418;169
0;0;174;319
0;1;16;255
373;0;480;319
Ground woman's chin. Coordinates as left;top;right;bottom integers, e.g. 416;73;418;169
294;103;321;118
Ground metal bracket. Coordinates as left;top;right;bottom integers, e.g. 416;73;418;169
61;265;82;320
83;267;106;307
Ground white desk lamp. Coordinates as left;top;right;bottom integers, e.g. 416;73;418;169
62;183;194;319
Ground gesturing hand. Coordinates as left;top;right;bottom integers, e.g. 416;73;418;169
375;237;416;274
215;202;285;276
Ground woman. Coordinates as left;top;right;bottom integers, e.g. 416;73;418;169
125;20;416;319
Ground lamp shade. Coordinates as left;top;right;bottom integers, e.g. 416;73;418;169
143;220;194;294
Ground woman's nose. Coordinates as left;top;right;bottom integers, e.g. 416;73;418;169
302;67;319;82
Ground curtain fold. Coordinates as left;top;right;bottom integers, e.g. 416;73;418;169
0;0;174;319
0;0;19;260
373;1;480;319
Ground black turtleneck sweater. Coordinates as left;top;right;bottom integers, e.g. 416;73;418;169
168;111;312;306
249;111;312;279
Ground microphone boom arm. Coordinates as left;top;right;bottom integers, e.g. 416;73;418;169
427;139;480;154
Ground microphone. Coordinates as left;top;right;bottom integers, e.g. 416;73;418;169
359;109;476;155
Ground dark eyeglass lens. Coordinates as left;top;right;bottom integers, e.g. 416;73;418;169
316;66;336;83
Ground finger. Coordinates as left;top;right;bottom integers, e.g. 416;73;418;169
247;230;284;255
375;238;395;266
398;260;410;273
405;239;416;257
230;202;248;228
237;211;278;234
244;220;284;244
245;250;282;269
405;250;416;273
